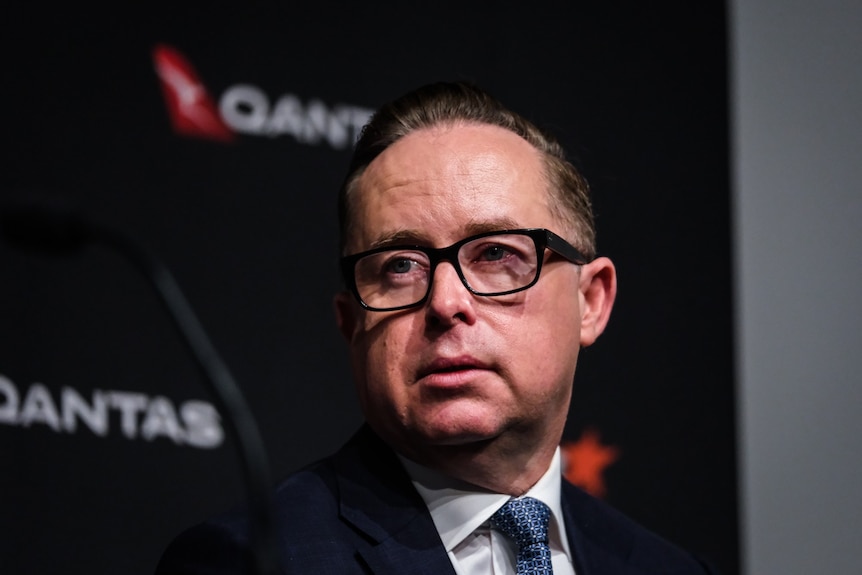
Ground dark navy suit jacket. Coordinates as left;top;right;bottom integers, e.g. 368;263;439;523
155;425;717;574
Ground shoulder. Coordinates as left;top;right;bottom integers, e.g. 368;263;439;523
561;481;720;574
154;427;413;575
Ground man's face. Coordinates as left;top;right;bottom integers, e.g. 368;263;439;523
335;123;608;464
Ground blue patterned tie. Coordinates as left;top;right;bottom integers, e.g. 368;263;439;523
490;497;554;575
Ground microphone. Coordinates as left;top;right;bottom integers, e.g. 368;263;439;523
0;195;280;575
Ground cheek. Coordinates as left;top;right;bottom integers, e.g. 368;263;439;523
512;282;581;382
351;316;416;401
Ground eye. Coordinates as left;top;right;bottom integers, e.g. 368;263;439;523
377;251;428;277
461;234;535;271
472;241;524;263
386;257;417;274
479;244;511;262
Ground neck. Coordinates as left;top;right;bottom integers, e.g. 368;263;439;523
403;435;559;496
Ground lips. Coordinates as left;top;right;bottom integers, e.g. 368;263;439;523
416;355;491;387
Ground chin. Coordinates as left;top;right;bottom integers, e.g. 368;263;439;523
412;417;504;447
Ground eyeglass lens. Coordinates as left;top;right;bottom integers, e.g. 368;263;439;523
353;233;539;310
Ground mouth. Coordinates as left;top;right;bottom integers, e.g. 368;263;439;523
416;356;491;387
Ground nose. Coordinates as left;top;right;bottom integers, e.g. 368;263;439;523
424;260;477;326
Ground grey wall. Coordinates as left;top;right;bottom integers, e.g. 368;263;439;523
731;1;862;573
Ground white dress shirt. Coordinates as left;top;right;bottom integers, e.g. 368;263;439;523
398;448;576;575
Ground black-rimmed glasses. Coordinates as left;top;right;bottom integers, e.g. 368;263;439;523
340;228;588;312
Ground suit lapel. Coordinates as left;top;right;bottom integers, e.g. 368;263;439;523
330;429;649;574
562;479;636;575
333;426;457;575
356;519;459;575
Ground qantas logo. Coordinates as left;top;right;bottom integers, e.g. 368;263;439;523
152;44;373;148
153;44;234;142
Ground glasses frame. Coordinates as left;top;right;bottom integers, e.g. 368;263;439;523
340;228;589;312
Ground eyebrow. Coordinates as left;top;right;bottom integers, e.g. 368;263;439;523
368;231;426;249
463;218;521;236
368;217;523;249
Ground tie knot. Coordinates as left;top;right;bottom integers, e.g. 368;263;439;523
490;497;551;548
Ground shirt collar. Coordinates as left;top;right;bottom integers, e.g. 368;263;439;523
398;448;571;558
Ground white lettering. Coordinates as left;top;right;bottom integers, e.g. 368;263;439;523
0;374;19;424
108;391;149;439
61;387;108;436
141;396;184;444
18;383;61;431
326;105;353;149
220;84;270;133
0;375;224;449
219;84;372;149
181;400;223;448
267;94;305;139
303;99;329;144
351;106;373;136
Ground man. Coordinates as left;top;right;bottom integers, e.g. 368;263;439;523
156;81;716;574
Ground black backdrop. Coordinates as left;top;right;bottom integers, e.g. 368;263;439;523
1;3;737;574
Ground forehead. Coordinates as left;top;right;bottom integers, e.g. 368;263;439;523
347;123;557;249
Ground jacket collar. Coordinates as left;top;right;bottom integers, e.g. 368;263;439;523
333;425;457;575
332;425;642;575
561;479;637;575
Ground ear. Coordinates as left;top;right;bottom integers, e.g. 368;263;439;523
578;256;617;347
334;291;358;342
